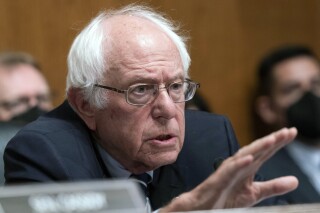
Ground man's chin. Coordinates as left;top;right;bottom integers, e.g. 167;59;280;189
132;151;180;173
149;152;179;169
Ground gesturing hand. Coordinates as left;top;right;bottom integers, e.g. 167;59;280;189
161;127;298;212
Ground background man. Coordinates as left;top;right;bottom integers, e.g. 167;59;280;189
0;52;52;122
185;92;211;112
254;45;320;203
0;52;53;184
5;5;298;212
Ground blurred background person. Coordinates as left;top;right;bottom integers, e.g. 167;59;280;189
0;52;53;122
0;52;53;184
185;91;212;112
253;45;320;203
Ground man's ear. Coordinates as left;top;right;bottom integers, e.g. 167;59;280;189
255;96;278;125
67;88;96;131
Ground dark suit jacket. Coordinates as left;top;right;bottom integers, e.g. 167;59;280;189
4;101;270;209
0;122;26;185
258;147;320;204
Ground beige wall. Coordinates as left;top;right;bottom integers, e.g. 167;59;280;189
1;0;320;146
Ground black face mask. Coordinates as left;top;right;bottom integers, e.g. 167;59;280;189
287;92;320;141
10;106;47;124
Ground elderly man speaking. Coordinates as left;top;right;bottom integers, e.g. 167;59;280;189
4;4;298;212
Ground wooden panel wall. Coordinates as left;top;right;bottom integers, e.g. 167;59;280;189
1;0;320;146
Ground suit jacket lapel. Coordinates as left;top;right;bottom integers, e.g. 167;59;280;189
281;149;320;203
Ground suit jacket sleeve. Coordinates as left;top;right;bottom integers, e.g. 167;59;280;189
4;130;70;183
4;119;104;184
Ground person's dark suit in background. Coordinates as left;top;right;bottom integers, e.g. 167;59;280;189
253;45;320;203
0;121;24;185
4;4;298;212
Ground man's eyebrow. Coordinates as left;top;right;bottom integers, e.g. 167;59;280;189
170;73;185;81
126;73;185;85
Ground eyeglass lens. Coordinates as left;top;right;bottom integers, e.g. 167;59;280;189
127;81;197;105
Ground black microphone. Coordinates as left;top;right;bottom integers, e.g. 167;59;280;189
213;157;225;170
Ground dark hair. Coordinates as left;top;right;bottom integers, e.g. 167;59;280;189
0;52;41;71
185;92;211;112
257;45;318;96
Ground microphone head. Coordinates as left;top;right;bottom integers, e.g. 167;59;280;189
213;158;224;170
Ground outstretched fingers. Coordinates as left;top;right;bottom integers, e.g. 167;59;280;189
254;127;297;161
194;155;255;209
212;127;298;208
235;128;297;168
210;128;297;195
254;176;299;203
177;127;298;210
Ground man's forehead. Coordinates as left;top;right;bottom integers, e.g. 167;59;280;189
104;13;186;64
104;15;173;50
104;15;159;33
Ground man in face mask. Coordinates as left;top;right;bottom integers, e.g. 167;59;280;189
0;52;53;185
253;45;320;203
0;52;53;122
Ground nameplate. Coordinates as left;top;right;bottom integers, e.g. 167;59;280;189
0;180;145;213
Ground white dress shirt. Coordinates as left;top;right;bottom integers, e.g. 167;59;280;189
286;140;320;195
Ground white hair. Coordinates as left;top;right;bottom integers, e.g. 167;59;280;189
67;4;191;108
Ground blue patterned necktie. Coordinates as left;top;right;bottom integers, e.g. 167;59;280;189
130;173;151;197
130;173;152;213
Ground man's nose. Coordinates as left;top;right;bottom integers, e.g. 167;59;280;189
28;97;39;108
157;85;175;104
151;87;177;120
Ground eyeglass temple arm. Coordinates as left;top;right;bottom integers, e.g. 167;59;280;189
94;84;125;94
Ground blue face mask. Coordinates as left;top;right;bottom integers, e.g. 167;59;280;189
287;91;320;142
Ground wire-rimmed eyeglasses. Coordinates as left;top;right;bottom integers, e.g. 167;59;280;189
94;79;200;106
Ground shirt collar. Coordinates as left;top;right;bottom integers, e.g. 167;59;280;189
287;140;320;168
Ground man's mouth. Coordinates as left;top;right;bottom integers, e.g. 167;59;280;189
154;134;173;141
146;133;178;148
